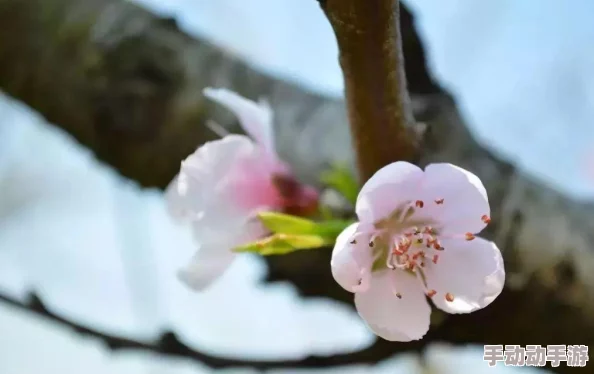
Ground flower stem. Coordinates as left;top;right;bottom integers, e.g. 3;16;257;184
319;0;420;183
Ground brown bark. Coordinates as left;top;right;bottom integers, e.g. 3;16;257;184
0;0;593;372
320;0;420;182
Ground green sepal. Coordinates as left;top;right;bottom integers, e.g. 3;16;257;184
257;211;352;238
232;233;334;256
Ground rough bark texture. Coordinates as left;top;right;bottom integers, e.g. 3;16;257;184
320;0;420;182
0;0;593;372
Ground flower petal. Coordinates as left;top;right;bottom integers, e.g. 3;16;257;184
330;223;374;293
425;237;505;314
414;163;490;235
177;243;237;291
164;175;193;223
355;270;431;341
166;134;280;231
204;88;275;154
355;161;424;223
181;217;267;291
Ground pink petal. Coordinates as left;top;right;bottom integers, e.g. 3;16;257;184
166;135;284;232
424;237;505;314
414;163;490;235
204;88;275;155
355;161;424;223
354;270;431;341
331;223;374;293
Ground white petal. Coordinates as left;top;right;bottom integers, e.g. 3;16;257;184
164;175;192;222
177;244;237;291
165;135;256;227
415;163;490;235
355;270;431;341
425;237;505;314
330;223;374;293
204;87;275;154
355;161;424;223
180;217;267;291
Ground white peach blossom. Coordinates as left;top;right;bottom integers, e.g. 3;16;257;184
331;162;505;341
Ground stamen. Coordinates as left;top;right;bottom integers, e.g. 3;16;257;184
423;226;435;235
353;268;370;292
435;198;444;205
481;215;491;224
432;254;439;264
348;231;367;245
386;251;396;269
415;200;424;208
368;232;384;247
465;232;475;241
426;289;437;297
445;293;455;302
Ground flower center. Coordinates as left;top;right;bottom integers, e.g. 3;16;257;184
350;198;490;303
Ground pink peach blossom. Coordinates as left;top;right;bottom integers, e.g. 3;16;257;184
167;88;319;290
331;162;505;341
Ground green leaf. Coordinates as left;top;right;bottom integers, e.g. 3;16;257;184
320;164;359;205
233;233;334;256
257;211;352;238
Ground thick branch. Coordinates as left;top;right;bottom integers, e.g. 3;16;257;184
320;0;419;182
0;0;593;372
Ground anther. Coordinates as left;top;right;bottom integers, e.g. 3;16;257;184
350;239;357;244
435;198;444;205
426;289;437;298
395;292;402;299
392;246;404;256
432;254;439;264
368;240;375;247
481;215;491;224
445;293;454;302
465;233;475;241
433;242;444;250
415;200;424;208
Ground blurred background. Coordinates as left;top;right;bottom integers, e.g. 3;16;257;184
1;0;593;373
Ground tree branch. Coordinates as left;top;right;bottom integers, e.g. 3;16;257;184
319;0;419;182
0;0;593;372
